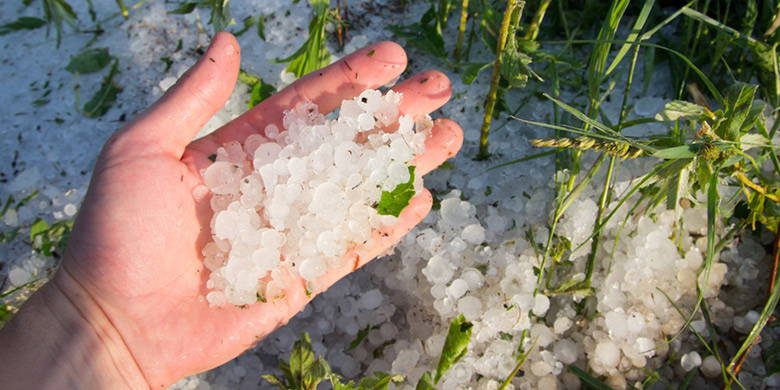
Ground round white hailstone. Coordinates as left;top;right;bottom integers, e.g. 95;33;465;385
358;289;383;310
425;333;446;357
626;312;645;334
430;284;446;299
440;198;470;226
512;293;534;310
203;161;243;195
449;363;474;384
605;310;628;339
685;249;704;269
423;254;455;285
538;376;558;390
531;361;553;377
63;203;77;217
461;268;485;290
261;229;285;249
605;375;627;390
700;355;721;378
299;258;327;281
316;230;342;257
391;349;420;374
449;237;468;252
457;296;483;321
553;339;579;364
251;247;280;272
387;160;410;185
594;341;621;369
213;212;238;240
8;267;32;287
634;337;655;356
532;294;550;316
3;209;18;227
446;279;469;300
734;311;760;334
205;291;227;306
253;142;282;168
379;322;398;340
553;317;573;334
680;351;702;371
461;223;486;245
531;324;556;348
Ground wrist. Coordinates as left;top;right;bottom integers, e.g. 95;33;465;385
0;269;149;390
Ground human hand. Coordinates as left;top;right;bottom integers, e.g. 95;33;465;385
0;32;462;389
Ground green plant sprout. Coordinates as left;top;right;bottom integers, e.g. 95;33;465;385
262;333;402;390
273;0;332;78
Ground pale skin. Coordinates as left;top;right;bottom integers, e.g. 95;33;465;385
0;32;463;389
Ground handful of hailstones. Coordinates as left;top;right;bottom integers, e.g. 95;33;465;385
198;89;432;306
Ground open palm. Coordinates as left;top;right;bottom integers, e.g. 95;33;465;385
58;33;462;388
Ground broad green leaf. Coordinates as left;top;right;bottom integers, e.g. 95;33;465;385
83;60;122;118
168;2;199;14
717;84;758;141
654;100;710;121
260;374;286;389
209;0;233;32
0;305;13;325
462;62;491;85
434;314;473;383
739;133;768;151
0;17;46;35
652;145;696;160
289;333;316;386
387;6;446;60
357;372;404;390
499;35;541;89
29;218;49;241
272;0;331;78
248;80;275;109
65;48;112;74
375;166;416;217
304;358;330;388
415;371;436;390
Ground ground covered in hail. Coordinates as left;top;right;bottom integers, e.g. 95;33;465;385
0;1;778;389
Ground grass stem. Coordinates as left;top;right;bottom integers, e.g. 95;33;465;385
523;0;552;41
454;0;469;61
477;0;525;160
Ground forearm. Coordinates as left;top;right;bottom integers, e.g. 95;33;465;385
0;270;149;390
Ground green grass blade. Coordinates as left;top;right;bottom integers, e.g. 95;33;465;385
567;365;612;390
605;0;655;77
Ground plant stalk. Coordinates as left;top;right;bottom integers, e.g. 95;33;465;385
735;171;780;203
454;0;469;61
583;155;615;288
523;0;553;41
478;0;525;160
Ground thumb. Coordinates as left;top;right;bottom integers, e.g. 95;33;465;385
123;32;240;158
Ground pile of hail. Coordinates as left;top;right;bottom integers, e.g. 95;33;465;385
198;89;431;306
